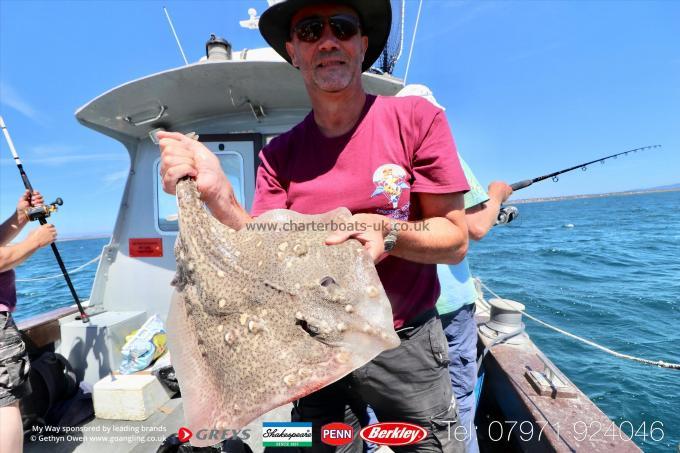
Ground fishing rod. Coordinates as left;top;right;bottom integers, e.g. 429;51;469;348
510;145;662;191
0;116;89;323
494;145;661;225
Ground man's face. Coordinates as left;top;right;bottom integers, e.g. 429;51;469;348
285;4;369;93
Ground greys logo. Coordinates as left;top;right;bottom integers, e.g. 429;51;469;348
195;429;251;441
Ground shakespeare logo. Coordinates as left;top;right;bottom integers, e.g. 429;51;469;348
371;164;409;209
262;422;312;447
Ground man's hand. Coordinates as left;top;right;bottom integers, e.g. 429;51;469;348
16;190;44;224
157;131;253;230
157;131;232;205
487;181;513;204
27;224;57;248
325;213;389;264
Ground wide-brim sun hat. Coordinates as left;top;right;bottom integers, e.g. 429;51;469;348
259;0;392;73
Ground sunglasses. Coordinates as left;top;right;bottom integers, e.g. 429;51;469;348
291;14;361;43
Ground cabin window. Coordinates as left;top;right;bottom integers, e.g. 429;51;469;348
155;151;245;232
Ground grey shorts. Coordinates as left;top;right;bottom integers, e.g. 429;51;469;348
292;311;463;452
0;311;32;407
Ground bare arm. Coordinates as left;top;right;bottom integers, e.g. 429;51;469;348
326;192;468;265
0;224;56;272
390;192;468;264
0;190;44;246
0;212;27;247
465;181;513;241
207;189;253;231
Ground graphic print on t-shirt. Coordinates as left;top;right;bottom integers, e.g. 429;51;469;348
370;164;410;209
376;203;410;221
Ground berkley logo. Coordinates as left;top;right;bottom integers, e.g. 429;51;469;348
360;422;428;446
321;422;353;446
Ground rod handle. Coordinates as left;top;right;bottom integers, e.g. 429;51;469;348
21;173;33;192
510;179;533;191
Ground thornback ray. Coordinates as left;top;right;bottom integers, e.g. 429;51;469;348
166;178;400;447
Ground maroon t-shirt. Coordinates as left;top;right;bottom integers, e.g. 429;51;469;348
251;95;469;328
0;269;17;312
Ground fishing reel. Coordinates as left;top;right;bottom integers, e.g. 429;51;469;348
496;206;519;225
25;198;63;222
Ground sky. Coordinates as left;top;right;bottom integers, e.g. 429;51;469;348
1;0;678;238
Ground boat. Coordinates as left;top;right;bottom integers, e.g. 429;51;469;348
17;22;642;453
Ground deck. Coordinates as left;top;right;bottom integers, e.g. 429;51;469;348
474;300;641;452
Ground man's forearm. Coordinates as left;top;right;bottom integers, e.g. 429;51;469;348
207;191;253;230
389;217;468;265
0;239;39;273
0;212;27;247
466;182;513;241
465;197;502;241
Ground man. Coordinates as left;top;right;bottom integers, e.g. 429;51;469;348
0;190;57;453
436;169;512;453
159;1;468;451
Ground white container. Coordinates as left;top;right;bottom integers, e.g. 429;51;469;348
58;311;147;385
93;374;173;421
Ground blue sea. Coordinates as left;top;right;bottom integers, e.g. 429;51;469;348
13;236;108;322
12;191;680;452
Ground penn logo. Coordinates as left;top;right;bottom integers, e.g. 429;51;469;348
178;427;193;442
359;422;428;446
321;422;354;446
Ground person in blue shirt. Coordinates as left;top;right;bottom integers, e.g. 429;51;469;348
436;161;512;453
